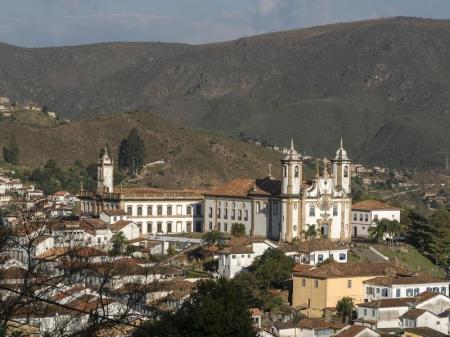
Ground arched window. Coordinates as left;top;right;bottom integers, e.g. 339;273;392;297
167;205;172;216
137;206;143;216
167;222;172;233
283;166;287;178
318;254;324;262
344;166;349;178
295;166;299;177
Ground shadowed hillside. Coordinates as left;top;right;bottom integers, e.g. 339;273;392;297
1;17;450;167
0;111;289;189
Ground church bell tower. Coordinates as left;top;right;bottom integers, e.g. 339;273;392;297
331;138;351;195
97;146;114;194
280;139;303;242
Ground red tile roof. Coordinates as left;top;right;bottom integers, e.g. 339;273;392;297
205;177;280;197
399;308;428;320
334;325;372;337
357;291;441;309
403;327;448;337
293;262;410;279
364;274;446;286
101;209;128;216
352;200;400;211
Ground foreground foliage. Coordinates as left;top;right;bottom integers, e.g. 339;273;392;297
134;278;256;337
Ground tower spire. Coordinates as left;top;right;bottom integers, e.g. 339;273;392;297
290;138;294;150
340;137;343;149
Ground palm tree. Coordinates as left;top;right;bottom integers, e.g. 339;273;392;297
202;230;226;260
302;225;318;240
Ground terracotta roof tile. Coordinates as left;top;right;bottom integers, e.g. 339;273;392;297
334;325;371;337
364;275;447;286
403;327;448;337
121;188;206;199
110;220;134;231
101;209;128;216
293;262;410;279
294;239;349;253
357;291;441;308
399;308;428;320
352;200;400;211
205;177;280;197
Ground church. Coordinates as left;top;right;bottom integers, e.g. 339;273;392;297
79;140;353;242
204;139;352;242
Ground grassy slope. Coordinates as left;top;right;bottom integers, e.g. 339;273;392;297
376;244;445;278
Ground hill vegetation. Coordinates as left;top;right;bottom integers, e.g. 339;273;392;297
1;17;450;167
0;111;285;190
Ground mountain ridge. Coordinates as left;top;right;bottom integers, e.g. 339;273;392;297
1;17;450;168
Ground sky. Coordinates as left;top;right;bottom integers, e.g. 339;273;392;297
2;0;450;47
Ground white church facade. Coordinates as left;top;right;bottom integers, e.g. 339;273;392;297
79;140;353;242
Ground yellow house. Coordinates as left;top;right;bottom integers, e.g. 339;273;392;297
292;262;409;317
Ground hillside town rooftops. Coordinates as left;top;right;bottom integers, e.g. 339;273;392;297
352;200;400;211
364;274;446;286
293;262;411;279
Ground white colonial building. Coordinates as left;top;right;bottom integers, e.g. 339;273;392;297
283;239;349;265
351;200;401;238
363;274;449;301
79;148;204;235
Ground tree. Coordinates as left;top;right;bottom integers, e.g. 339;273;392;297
202;230;226;260
427;209;450;266
230;223;246;237
111;231;126;255
3;135;19;165
134;278;256;337
336;297;354;324
302;224;318;240
250;248;294;289
118;128;145;176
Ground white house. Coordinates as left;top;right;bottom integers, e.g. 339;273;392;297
110;220;140;241
217;239;278;278
363;274;450;301
351;200;401;238
100;209;128;224
283;239;349;265
355;291;450;335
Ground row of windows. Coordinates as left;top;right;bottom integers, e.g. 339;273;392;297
209;208;249;221
353;212;370;222
316;253;346;263
301;278;352;288
134;221;198;233
208;222;242;233
127;204;202;217
366;286;447;297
